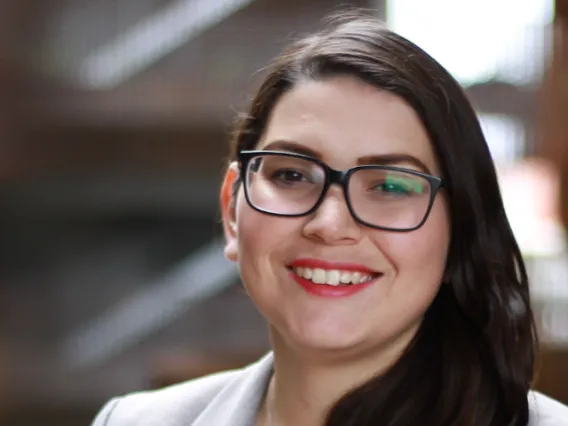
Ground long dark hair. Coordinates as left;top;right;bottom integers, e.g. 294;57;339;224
228;10;537;426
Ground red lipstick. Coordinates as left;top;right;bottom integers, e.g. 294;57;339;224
289;258;380;298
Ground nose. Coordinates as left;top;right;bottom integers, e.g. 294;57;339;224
302;187;362;245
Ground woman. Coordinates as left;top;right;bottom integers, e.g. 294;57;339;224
92;11;568;426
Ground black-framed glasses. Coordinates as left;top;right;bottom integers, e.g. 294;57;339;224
237;150;444;232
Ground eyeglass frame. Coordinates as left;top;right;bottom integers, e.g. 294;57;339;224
237;150;444;232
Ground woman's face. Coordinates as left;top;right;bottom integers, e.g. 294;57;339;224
222;76;451;359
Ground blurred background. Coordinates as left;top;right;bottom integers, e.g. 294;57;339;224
0;0;567;424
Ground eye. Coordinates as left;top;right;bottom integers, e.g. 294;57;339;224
378;181;410;194
271;168;309;184
372;176;425;196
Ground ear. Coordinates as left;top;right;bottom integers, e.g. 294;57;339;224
221;162;240;262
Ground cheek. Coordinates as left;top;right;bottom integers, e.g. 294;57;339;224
378;200;450;283
236;193;291;256
234;193;299;292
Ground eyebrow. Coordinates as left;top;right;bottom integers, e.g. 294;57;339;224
261;140;432;174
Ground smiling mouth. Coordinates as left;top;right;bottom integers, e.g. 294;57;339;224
290;266;382;286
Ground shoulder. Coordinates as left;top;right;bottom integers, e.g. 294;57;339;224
91;369;240;426
528;391;568;426
91;354;273;426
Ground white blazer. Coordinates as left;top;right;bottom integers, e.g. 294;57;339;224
92;352;568;426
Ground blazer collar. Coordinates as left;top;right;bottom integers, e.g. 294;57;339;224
192;352;274;426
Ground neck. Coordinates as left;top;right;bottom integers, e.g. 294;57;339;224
264;325;417;426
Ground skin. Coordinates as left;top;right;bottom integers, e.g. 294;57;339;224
221;76;451;426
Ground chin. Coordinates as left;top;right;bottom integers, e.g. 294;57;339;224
276;317;420;362
285;325;370;355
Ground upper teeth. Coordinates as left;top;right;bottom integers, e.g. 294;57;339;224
293;267;374;286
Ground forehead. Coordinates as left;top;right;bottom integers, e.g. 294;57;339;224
258;77;440;174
